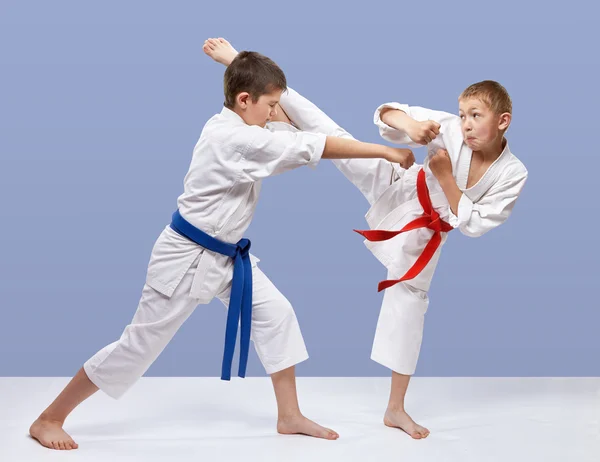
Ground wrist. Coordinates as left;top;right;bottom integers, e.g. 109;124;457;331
408;119;419;130
382;146;393;161
437;171;455;186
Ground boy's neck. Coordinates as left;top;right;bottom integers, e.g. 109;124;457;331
473;137;506;163
231;106;248;124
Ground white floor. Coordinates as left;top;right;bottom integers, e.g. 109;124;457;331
1;377;598;461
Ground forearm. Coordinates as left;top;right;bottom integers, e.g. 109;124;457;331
322;136;389;160
437;174;462;215
380;108;416;132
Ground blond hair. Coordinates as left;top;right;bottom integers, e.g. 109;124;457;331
459;80;512;115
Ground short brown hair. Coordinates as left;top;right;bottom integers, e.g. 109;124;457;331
459;80;512;115
223;51;287;109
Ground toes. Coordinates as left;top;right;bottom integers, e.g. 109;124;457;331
318;427;338;440
52;441;59;450
326;428;339;439
58;441;66;450
418;426;430;438
321;430;334;439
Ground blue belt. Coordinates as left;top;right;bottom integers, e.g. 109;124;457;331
170;210;252;381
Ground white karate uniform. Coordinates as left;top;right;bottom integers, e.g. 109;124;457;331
278;89;528;375
84;106;326;399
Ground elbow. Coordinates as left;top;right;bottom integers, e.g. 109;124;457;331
333;127;354;140
459;226;488;238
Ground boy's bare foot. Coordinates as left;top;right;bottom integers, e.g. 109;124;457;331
277;414;339;440
384;408;430;439
29;416;78;450
203;37;238;66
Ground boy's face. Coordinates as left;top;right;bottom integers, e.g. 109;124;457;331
235;89;283;128
458;97;510;151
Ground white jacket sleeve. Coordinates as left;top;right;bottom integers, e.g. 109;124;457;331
448;167;528;237
373;102;459;147
231;124;326;182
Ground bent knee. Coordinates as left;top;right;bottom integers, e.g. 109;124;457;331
252;297;297;340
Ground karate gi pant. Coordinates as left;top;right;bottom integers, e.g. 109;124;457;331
279;87;430;376
83;255;309;399
370;272;429;375
338;161;432;376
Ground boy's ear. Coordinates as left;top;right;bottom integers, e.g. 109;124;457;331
498;112;511;131
236;92;250;109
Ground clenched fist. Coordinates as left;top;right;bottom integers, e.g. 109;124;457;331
406;120;441;145
385;147;415;169
429;149;453;180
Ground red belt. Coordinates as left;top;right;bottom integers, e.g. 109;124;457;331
354;168;453;292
